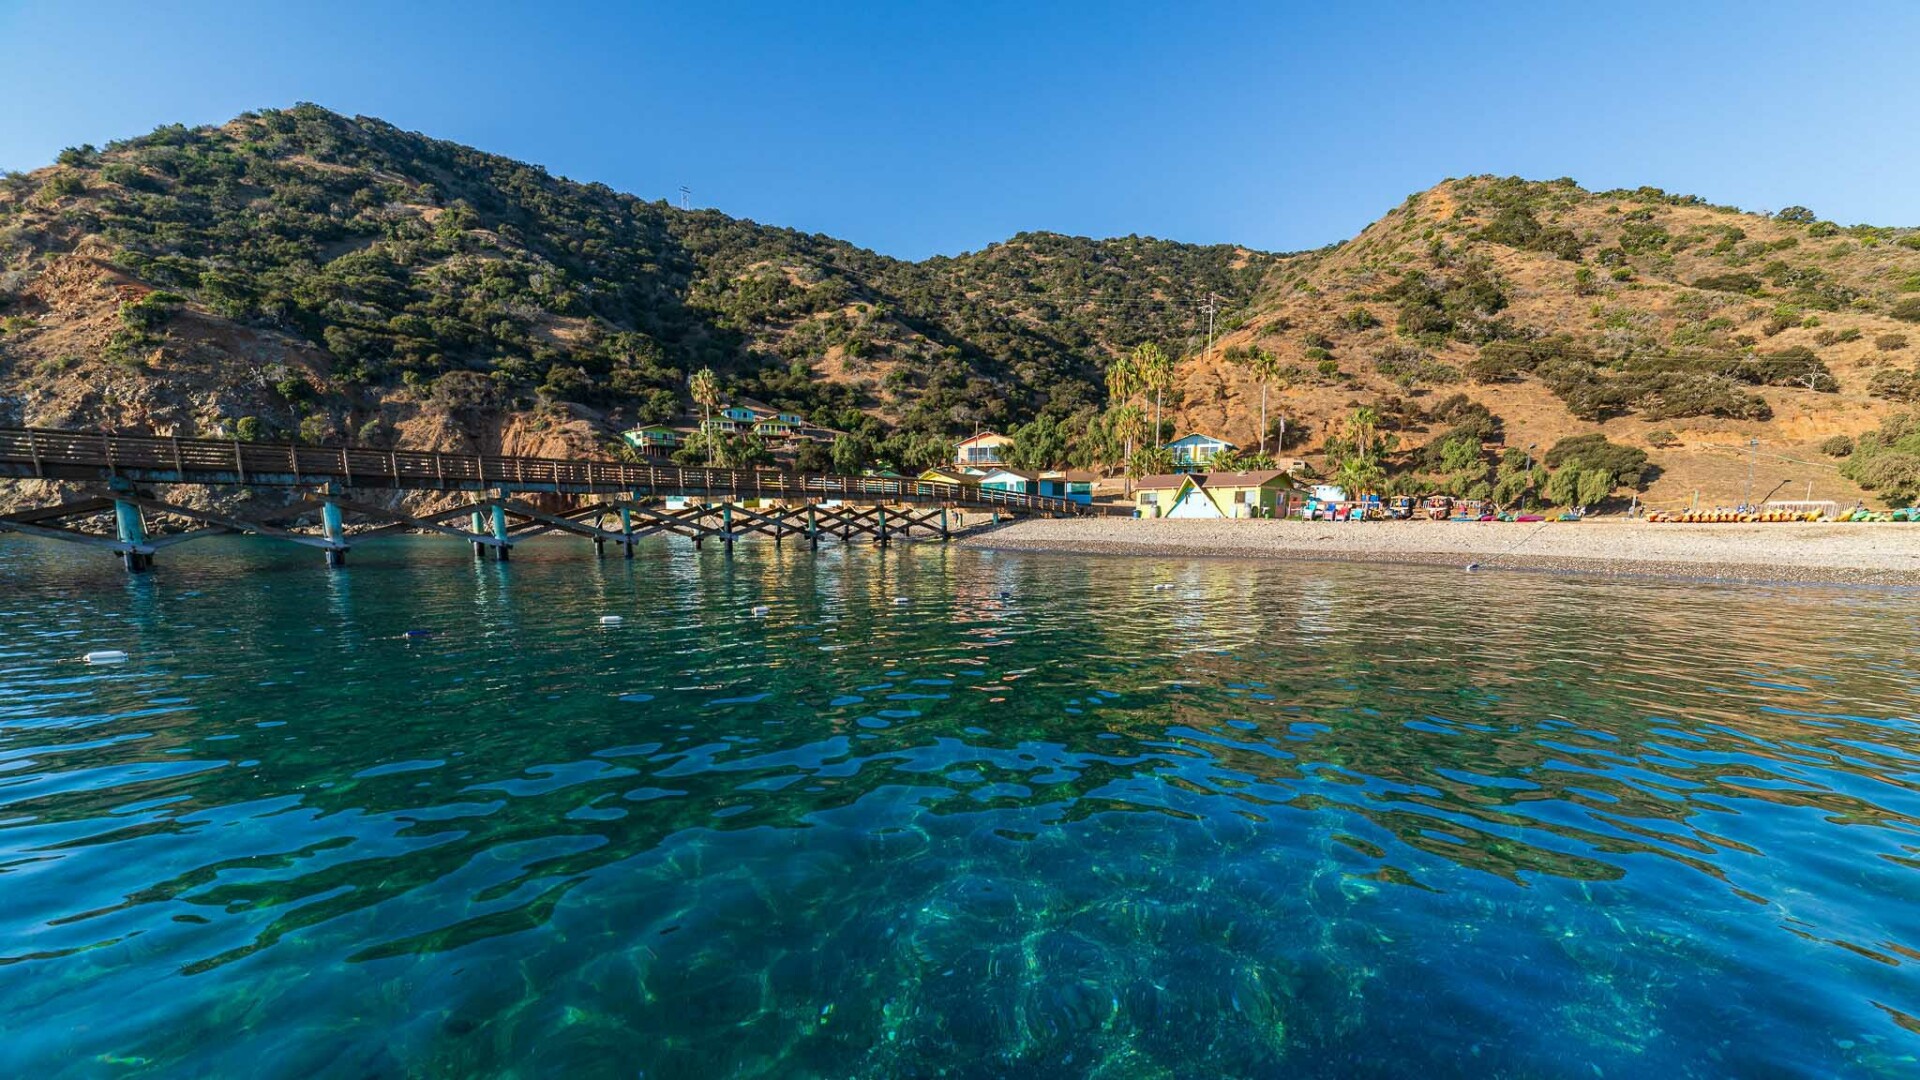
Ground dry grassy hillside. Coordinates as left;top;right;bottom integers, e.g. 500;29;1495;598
1175;177;1920;508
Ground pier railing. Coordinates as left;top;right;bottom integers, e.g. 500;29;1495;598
0;427;1092;515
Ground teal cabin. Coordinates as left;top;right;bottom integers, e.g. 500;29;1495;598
1042;469;1096;505
979;467;1039;495
705;405;760;434
1165;432;1235;472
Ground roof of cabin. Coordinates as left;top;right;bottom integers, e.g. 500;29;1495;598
1197;469;1293;487
1133;470;1293;491
1132;474;1189;490
956;431;1011;447
1164;432;1236;447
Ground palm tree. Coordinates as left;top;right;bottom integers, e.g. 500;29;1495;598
1104;352;1142;466
688;367;720;465
1345;405;1381;459
1133;342;1173;451
1249;347;1286;456
1107;403;1147;468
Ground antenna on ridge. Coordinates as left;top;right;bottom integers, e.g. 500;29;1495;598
679;186;692;211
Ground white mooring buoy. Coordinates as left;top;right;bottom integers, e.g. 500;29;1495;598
83;650;129;665
751;605;771;617
893;597;911;606
599;615;625;626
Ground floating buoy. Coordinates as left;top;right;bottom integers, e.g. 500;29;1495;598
892;597;911;606
401;629;432;639
83;650;128;665
1153;583;1175;591
1464;563;1480;572
599;615;624;625
751;605;771;617
997;591;1013;600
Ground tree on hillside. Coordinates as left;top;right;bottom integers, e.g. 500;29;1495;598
689;367;720;464
1128;444;1175;478
1248;347;1288;455
1209;448;1276;472
1007;414;1071;471
1324;406;1392;496
831;431;873;475
1133;342;1174;452
1104;351;1145;467
1101;403;1148;470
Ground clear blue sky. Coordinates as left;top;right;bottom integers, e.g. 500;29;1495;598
3;1;1916;259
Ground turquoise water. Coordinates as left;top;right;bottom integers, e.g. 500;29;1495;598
2;536;1918;1078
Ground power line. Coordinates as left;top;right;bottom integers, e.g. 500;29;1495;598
816;259;1236;312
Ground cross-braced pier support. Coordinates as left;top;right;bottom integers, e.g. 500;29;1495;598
2;491;986;575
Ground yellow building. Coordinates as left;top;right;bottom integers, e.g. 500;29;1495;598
918;466;979;487
1133;470;1296;519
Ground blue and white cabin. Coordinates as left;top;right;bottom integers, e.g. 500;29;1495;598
978;467;1039;495
704;405;760;434
1041;470;1097;505
1165;432;1236;472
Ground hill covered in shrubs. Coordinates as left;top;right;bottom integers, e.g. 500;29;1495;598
1169;175;1920;507
0;105;1273;469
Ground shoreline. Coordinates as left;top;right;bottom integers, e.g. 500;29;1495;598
959;518;1920;587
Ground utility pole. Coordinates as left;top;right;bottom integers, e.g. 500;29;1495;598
679;185;692;210
1745;437;1758;510
1201;293;1219;362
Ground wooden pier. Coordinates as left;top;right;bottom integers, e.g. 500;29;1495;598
0;427;1096;572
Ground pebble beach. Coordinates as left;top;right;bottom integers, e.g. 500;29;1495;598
962;517;1920;586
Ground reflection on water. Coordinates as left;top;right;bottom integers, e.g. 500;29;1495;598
2;535;1918;1077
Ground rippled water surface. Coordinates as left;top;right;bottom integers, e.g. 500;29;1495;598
3;536;1920;1077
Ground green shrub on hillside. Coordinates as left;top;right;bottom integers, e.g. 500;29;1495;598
1340;307;1380;331
1877;333;1910;352
1840;412;1920;504
1371;342;1459;388
1868;367;1920;402
1477;205;1585;260
1692;273;1763;295
1892;298;1920;323
1543;433;1650;488
1721;346;1835;391
1820;434;1854;457
1379;265;1510;345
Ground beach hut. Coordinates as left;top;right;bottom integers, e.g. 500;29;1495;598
918;466;979;487
955;432;1013;468
1043;469;1099;505
1131;474;1187;517
1161;471;1296;519
979;467;1040;495
1203;471;1296;518
1164;432;1236;472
